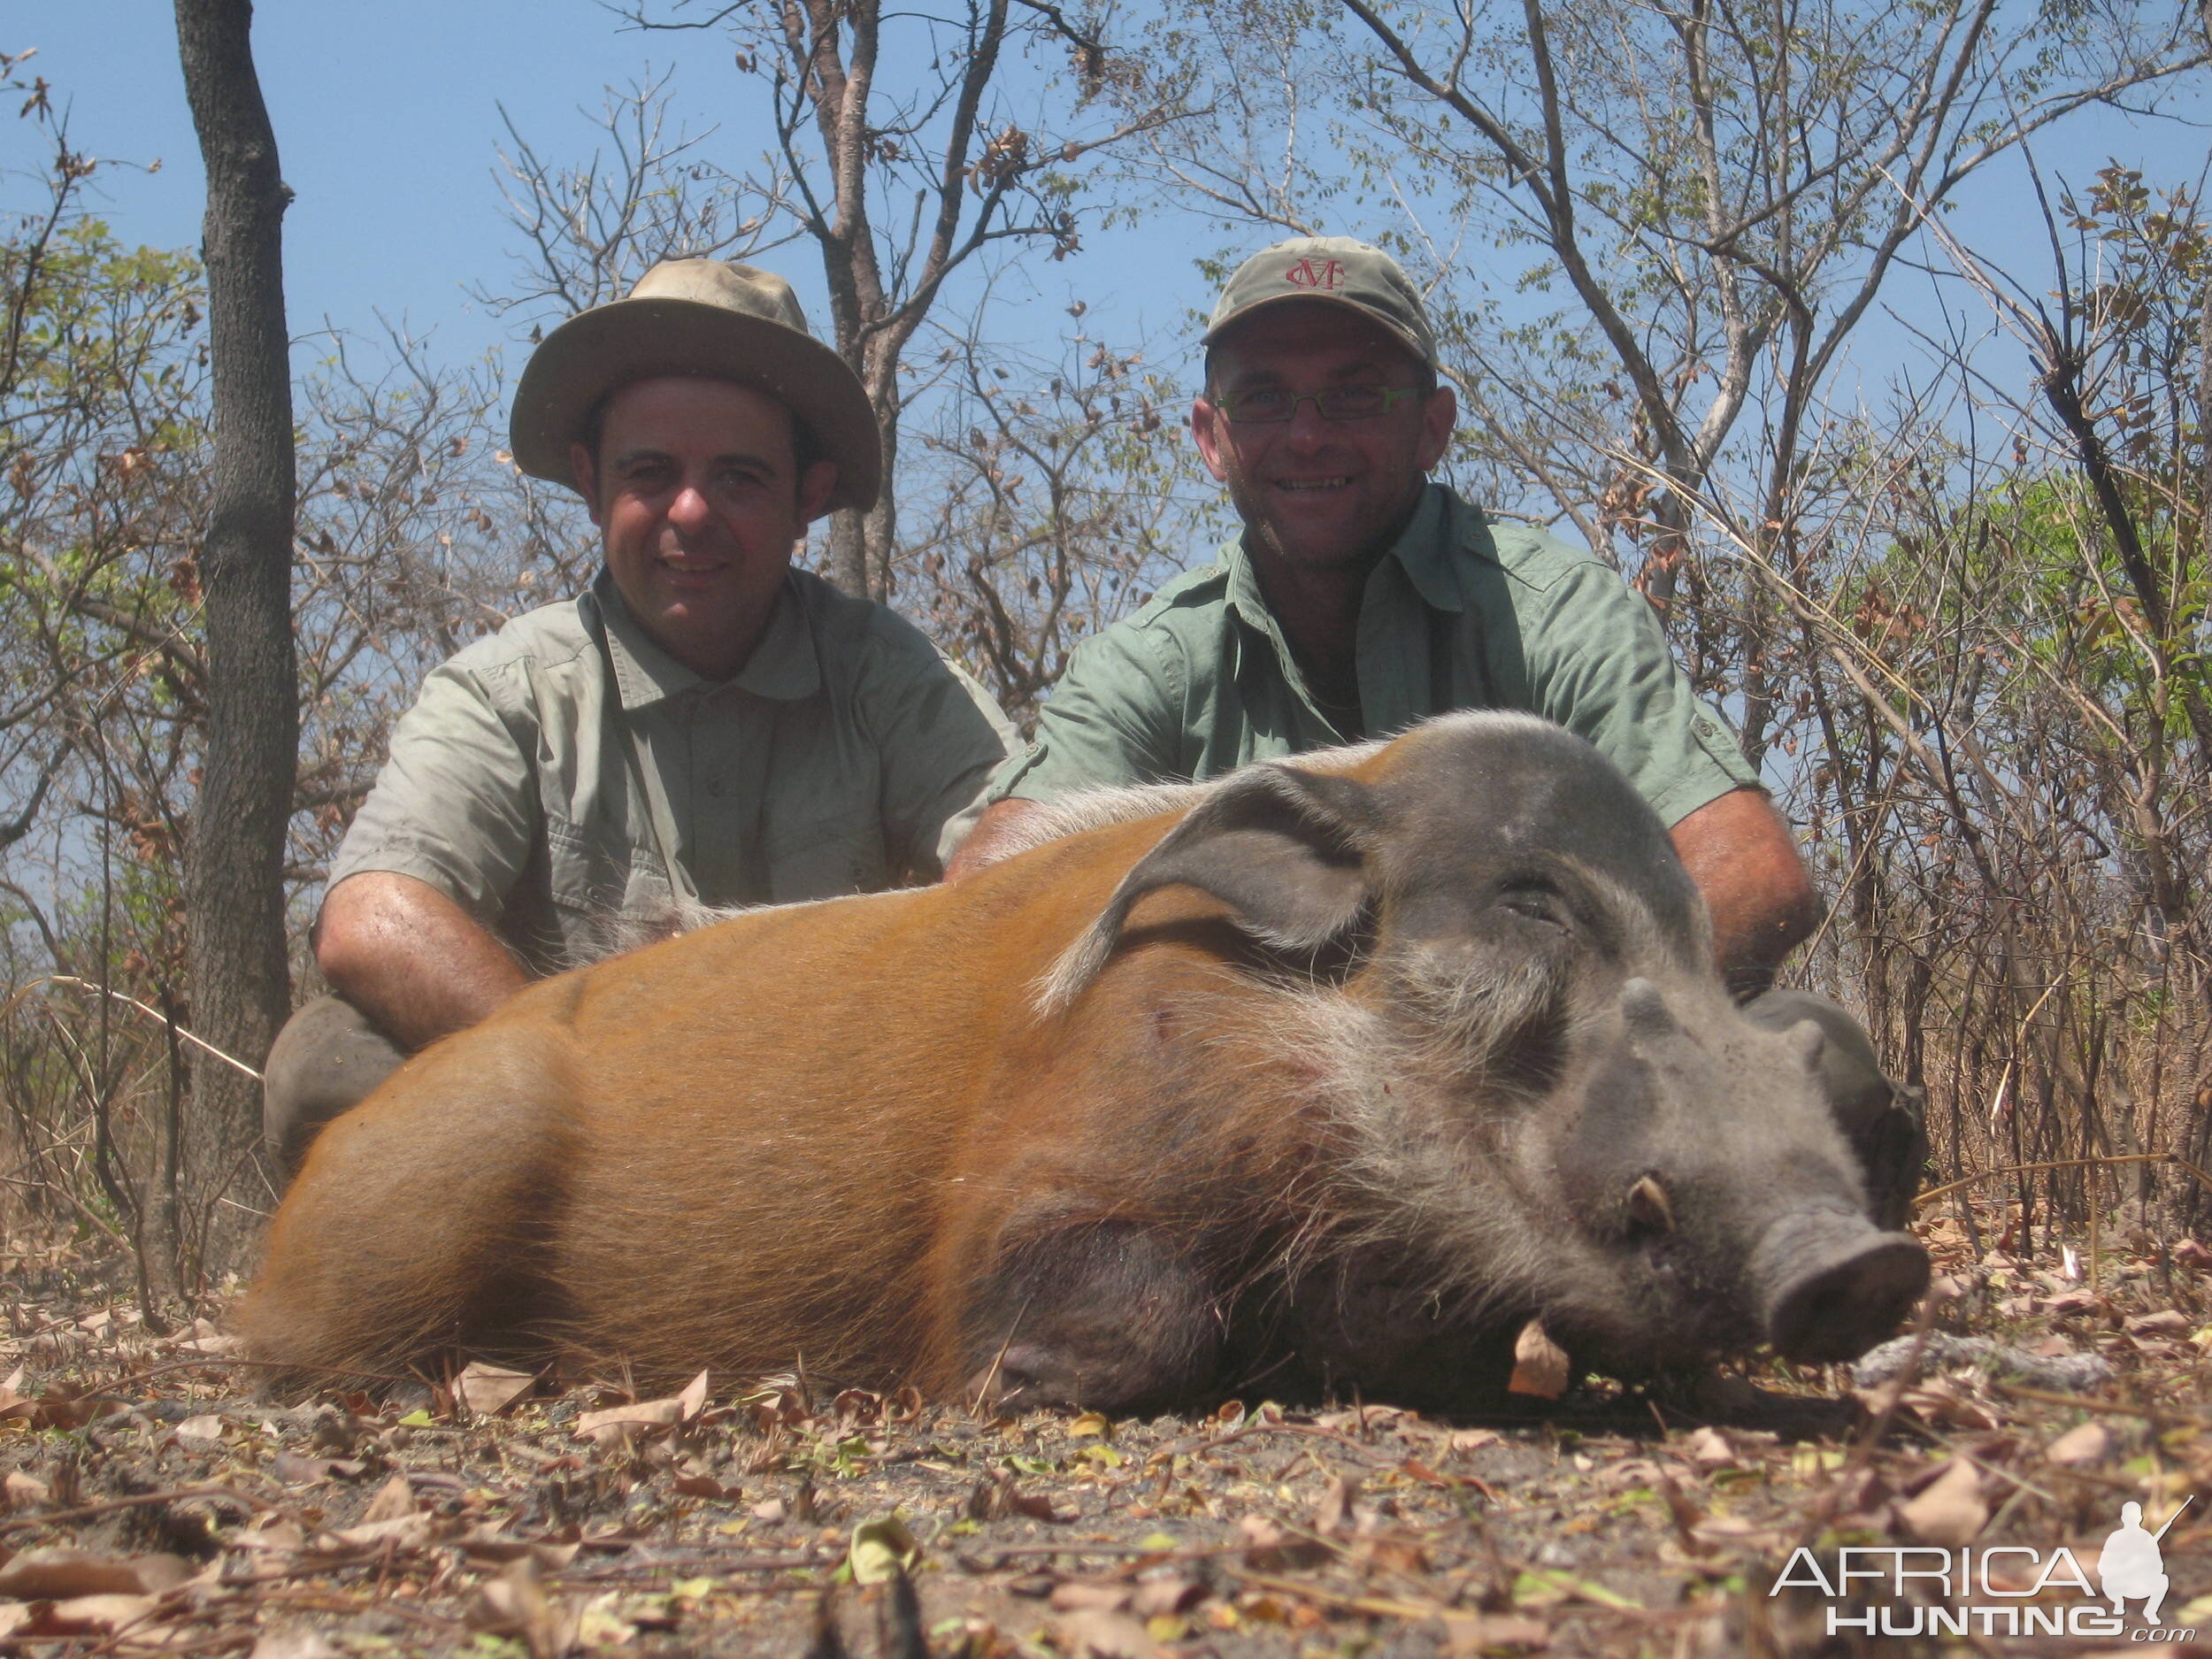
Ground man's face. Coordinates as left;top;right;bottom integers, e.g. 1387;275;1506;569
571;376;837;680
1191;303;1455;574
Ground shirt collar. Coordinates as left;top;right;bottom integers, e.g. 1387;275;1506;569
588;570;823;710
1381;483;1462;613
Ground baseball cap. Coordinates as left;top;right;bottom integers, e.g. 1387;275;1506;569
1202;236;1439;370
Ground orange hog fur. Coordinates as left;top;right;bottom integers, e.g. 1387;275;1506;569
240;793;1310;1396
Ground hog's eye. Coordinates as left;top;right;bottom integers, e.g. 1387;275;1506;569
1496;879;1570;929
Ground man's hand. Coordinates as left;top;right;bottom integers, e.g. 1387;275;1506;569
316;872;531;1052
1668;787;1820;1000
943;798;1048;882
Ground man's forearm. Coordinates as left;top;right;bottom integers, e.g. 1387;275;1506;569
943;797;1048;882
1668;787;1820;999
316;872;532;1052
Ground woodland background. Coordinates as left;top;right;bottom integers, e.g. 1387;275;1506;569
2;0;2209;1307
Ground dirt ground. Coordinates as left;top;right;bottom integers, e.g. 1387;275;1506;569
1;1202;2207;1658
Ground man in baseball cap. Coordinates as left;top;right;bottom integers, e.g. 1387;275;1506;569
264;258;1013;1174
951;234;1923;1223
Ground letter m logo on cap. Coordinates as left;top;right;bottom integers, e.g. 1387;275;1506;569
1284;257;1346;291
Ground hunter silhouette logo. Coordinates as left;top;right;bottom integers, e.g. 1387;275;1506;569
2102;1500;2180;1624
1283;257;1346;292
1771;1495;2197;1640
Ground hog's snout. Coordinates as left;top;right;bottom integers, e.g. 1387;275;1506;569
1752;1210;1930;1363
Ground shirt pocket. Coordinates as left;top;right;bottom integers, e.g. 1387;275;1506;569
760;804;891;902
541;812;680;958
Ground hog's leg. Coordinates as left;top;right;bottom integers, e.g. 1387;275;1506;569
236;1023;580;1394
953;1215;1225;1413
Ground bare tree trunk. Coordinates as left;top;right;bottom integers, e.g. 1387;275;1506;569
174;0;297;1255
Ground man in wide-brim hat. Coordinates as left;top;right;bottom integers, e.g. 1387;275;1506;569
264;259;1012;1175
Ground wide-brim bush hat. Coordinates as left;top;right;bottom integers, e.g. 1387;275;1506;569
510;257;881;513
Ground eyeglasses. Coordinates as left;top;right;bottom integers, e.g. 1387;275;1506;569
1211;384;1425;426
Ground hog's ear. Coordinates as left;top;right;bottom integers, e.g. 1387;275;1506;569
1037;764;1377;1013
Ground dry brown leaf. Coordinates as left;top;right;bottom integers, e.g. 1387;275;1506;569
30;1593;162;1636
472;1555;573;1659
576;1396;685;1445
331;1510;436;1550
1448;1428;1501;1454
3;1468;49;1509
457;1362;536;1417
1901;1379;1999;1431
674;1368;710;1420
0;1546;184;1599
1051;1580;1133;1613
1006;1487;1066;1523
1312;1404;1409;1432
1508;1319;1571;1399
1237;1516;1328;1571
250;1625;344;1659
1129;1575;1202;1617
2126;1310;2193;1338
358;1471;417;1525
1602;1458;1664;1493
1314;1471;1361;1534
127;1554;194;1594
231;1519;308;1556
1896;1459;1987;1546
1053;1606;1164;1658
459;1527;531;1563
1440;1610;1550;1653
37;1593;162;1646
671;1472;738;1500
173;1412;224;1442
1689;1516;1786;1549
2045;1422;2112;1467
1684;1427;1735;1468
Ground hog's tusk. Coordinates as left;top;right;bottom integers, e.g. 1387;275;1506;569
1627;1172;1676;1233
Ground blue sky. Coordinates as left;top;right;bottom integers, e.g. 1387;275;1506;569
10;3;2208;494
10;1;1206;380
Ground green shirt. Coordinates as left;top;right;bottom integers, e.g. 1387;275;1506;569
988;484;1756;826
330;568;1014;971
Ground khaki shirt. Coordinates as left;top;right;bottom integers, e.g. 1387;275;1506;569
989;485;1757;826
330;569;1013;971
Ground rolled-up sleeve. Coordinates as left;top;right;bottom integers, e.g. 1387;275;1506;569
324;659;539;919
857;618;1018;879
1514;555;1759;826
985;623;1185;804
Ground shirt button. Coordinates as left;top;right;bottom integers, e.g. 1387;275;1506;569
706;778;726;798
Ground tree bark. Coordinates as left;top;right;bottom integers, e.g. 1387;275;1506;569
174;0;297;1240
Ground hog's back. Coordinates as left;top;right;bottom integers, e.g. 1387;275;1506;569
242;819;1176;1389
